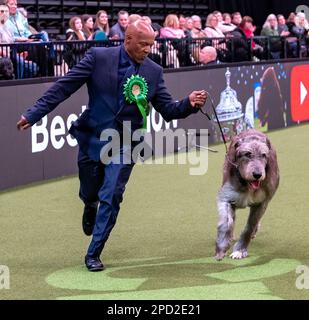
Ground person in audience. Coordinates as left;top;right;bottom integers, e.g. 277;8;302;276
185;17;194;37
179;15;187;31
66;16;86;41
231;12;242;27
220;13;236;33
277;14;290;36
230;16;260;62
109;10;129;39
128;14;142;25
204;13;225;38
198;46;218;65
240;16;263;60
160;14;186;68
160;14;185;39
0;3;37;78
286;12;296;33
64;17;87;69
5;0;32;42
94;10;109;37
260;14;282;59
82;14;94;40
297;12;309;32
191;15;206;38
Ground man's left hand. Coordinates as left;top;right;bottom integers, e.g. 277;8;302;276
189;90;208;108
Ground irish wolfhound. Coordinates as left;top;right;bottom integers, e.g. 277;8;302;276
215;129;279;260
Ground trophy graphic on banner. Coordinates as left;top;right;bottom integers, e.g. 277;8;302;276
213;67;246;141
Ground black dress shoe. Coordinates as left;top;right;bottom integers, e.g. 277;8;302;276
82;204;97;236
85;256;104;272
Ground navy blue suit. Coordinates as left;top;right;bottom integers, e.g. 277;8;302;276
23;45;198;258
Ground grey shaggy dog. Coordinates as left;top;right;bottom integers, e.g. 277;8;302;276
215;129;279;260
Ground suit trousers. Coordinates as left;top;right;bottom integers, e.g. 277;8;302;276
78;149;135;258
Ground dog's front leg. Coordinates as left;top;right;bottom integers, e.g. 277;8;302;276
215;199;235;261
231;202;268;259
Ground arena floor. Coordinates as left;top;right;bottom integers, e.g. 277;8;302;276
1;124;309;300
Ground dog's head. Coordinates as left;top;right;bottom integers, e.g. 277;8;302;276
230;131;272;191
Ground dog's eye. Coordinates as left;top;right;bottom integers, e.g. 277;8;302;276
244;152;252;158
262;153;267;158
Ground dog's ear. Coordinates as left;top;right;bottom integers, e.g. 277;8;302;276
265;141;279;190
228;136;241;163
266;137;272;150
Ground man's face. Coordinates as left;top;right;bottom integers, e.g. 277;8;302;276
278;16;285;25
179;16;186;29
6;0;17;15
118;13;129;29
0;5;9;24
192;18;201;29
233;14;242;25
125;29;155;64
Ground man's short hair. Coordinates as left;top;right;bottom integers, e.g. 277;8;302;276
118;10;128;18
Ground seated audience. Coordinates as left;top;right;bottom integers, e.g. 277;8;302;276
0;3;37;78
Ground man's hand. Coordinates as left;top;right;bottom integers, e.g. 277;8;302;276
17;116;31;130
189;90;208;108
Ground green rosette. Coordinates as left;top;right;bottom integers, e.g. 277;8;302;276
123;75;149;130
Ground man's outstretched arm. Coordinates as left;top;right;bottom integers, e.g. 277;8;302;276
17;48;96;130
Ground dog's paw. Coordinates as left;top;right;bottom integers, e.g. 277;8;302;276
214;251;226;261
230;250;248;259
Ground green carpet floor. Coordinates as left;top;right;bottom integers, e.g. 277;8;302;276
0;124;309;300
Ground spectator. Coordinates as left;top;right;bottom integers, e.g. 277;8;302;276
289;14;306;38
231;12;242;27
198;46;218;65
277;14;290;36
94;10;110;37
17;7;49;41
82;14;94;40
109;10;129;39
297;12;309;32
240;16;263;60
5;0;32;42
160;14;186;68
179;15;187;31
191;15;206;38
261;14;282;59
220;13;236;33
185;17;194;37
0;3;37;78
128;14;142;25
64;17;87;69
160;14;185;38
66;16;86;41
286;12;296;33
204;13;226;52
204;13;225;39
230;16;260;62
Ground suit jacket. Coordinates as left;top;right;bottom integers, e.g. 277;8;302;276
23;46;198;161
